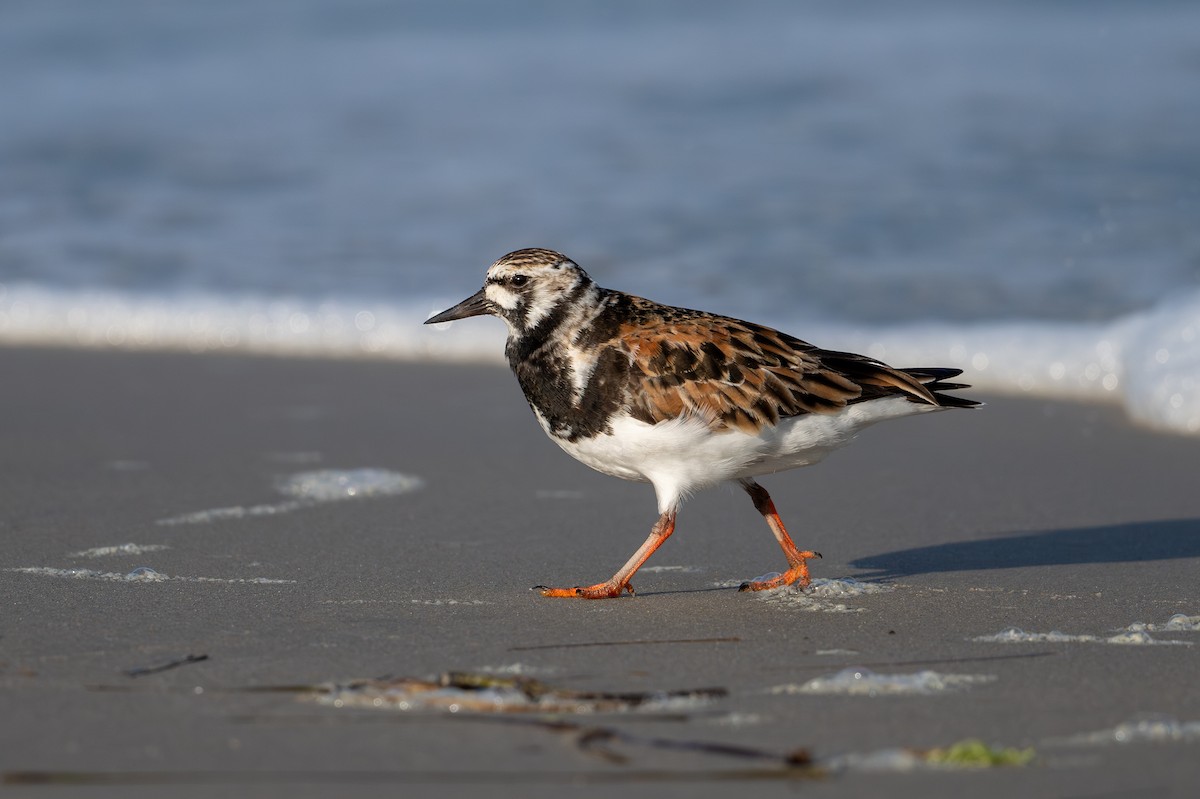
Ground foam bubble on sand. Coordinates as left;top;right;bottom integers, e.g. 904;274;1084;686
705;712;765;727
68;543;169;559
770;668;996;697
974;627;1192;646
475;663;554;676
5;566;294;584
1124;613;1200;633
124;567;167;581
276;469;422;501
158;502;306;525
807;577;893;598
751;577;894;613
1053;715;1200;746
827;740;1034;771
157;468;424;525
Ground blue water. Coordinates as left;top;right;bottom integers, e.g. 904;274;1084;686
2;1;1199;433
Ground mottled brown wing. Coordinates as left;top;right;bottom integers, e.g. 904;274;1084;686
616;315;877;434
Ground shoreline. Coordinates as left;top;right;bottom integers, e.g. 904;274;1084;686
4;279;1200;439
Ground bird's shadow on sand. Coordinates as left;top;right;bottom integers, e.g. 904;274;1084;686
850;518;1200;580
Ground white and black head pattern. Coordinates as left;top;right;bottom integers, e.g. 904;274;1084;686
483;248;595;337
424;249;614;442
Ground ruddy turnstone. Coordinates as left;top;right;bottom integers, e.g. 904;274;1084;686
426;248;978;599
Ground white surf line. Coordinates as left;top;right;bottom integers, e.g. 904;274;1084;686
769;667;996;697
6;566;294;584
974;626;1193;646
156;468;424;526
67;543;170;559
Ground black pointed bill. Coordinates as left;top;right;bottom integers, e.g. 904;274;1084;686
424;289;492;324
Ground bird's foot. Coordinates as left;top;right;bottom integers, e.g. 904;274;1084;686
534;581;634;599
738;551;821;592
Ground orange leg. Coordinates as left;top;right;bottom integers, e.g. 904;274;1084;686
738;479;821;592
536;510;677;599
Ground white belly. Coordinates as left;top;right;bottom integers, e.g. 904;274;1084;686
537;397;936;511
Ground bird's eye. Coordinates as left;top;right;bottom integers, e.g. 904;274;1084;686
510;275;528;287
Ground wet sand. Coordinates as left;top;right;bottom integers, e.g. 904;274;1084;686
2;346;1199;798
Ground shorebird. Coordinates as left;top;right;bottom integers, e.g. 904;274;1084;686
426;248;977;598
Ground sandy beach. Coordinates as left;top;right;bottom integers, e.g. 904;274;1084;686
2;346;1199;797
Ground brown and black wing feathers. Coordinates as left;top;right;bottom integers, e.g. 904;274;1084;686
611;297;977;432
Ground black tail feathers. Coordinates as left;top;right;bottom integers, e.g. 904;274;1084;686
903;367;982;409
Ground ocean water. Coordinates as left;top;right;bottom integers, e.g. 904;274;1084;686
2;1;1198;434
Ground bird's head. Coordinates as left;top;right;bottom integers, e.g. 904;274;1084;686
425;248;593;337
